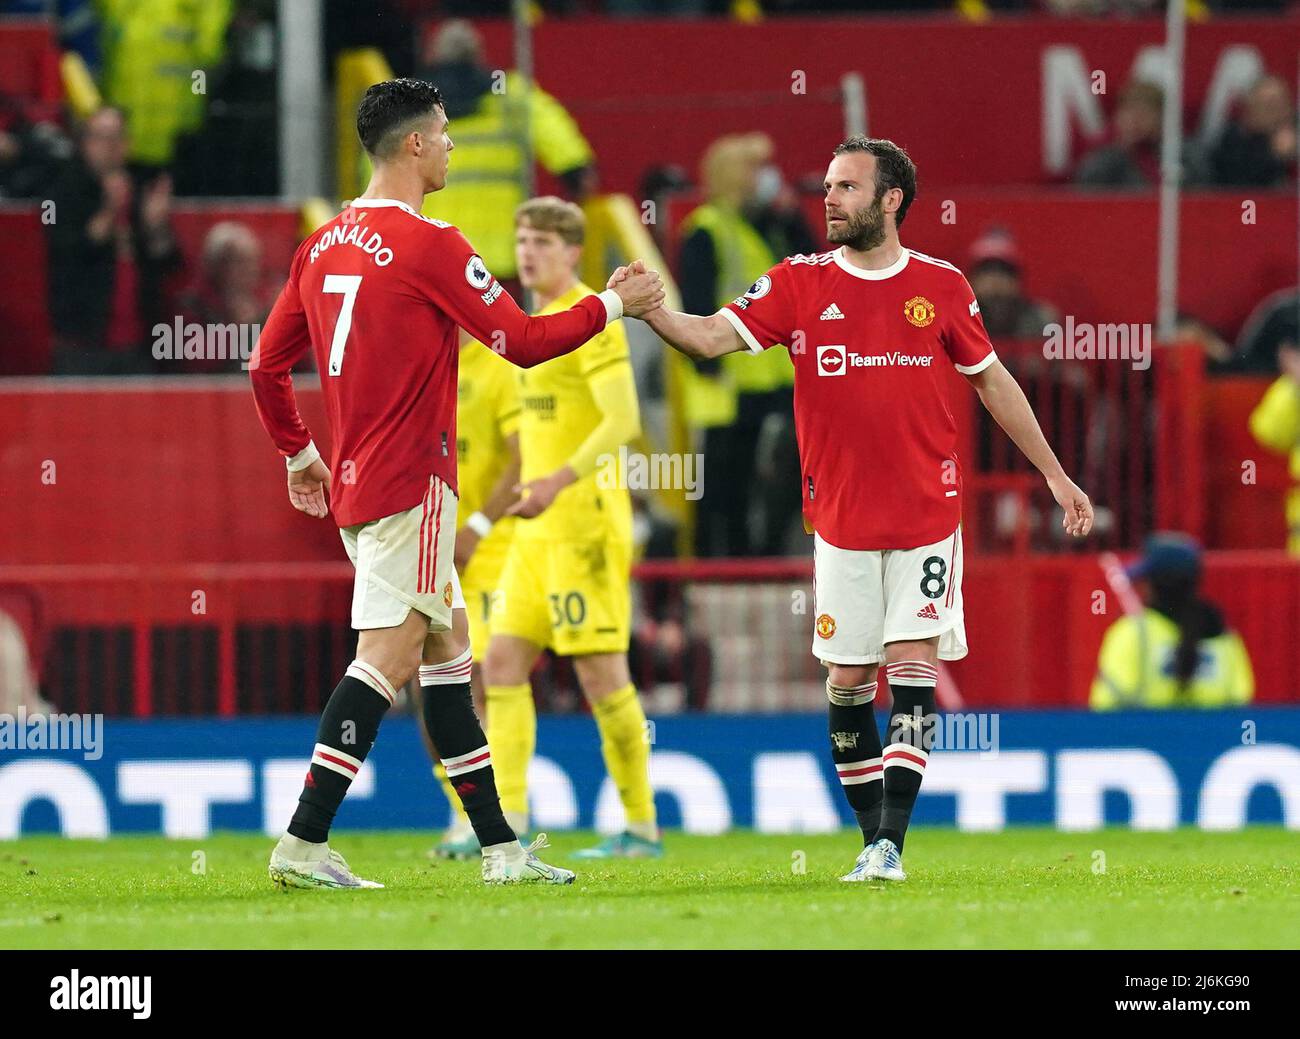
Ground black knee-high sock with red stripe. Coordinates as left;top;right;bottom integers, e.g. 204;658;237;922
420;648;516;849
827;679;884;846
288;661;397;844
873;660;938;853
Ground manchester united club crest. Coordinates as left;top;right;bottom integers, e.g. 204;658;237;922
904;295;936;328
816;613;836;639
444;581;454;607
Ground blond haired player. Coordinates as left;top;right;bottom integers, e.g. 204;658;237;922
485;196;661;858
415;332;522;860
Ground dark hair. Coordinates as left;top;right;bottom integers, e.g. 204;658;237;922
1149;573;1214;694
356;78;444;157
833;136;917;227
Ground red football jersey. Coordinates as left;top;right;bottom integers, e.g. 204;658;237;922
721;246;996;550
250;198;610;528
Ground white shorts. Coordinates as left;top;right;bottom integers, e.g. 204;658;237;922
339;476;467;631
811;526;968;665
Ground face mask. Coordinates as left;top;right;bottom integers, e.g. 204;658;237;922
753;165;783;206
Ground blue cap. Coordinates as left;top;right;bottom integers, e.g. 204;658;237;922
1126;532;1202;581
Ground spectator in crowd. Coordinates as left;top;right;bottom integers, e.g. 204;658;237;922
173;221;272;373
965;227;1098;547
1247;315;1300;552
966;227;1059;338
746;147;816;555
678;132;796;557
1208;75;1296;188
1074;80;1205;189
173;0;279;196
415;19;595;281
1090;533;1255;710
98;0;233;177
0;94;71;200
1223;286;1298;374
45;106;179;375
747;153;819;262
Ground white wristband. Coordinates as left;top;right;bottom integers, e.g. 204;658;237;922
465;511;493;537
285;440;321;473
597;288;624;324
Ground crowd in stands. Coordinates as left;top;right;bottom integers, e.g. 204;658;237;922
1074;75;1296;189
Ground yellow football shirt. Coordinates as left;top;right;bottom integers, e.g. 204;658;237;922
514;281;634;542
457;339;520;557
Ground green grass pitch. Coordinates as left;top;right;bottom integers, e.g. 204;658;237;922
2;828;1297;950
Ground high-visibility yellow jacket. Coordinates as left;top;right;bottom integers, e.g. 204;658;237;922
98;0;232;166
678;202;794;429
421;71;593;277
1248;375;1300;553
1089;608;1255;710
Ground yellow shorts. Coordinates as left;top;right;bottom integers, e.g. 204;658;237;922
461;541;510;663
492;535;632;657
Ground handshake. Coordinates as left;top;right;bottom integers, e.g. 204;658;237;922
606;260;665;319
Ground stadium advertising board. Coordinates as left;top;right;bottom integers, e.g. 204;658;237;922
3;710;1297;838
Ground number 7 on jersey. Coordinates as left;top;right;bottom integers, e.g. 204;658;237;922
322;274;362;376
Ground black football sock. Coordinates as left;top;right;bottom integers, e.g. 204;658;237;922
826;678;883;846
420;648;516;849
288;662;396;844
873;660;938;853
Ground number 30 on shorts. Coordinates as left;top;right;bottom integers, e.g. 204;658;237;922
548;590;587;628
920;556;947;599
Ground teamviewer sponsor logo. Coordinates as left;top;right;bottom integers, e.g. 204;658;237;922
816;345;935;375
817;344;846;376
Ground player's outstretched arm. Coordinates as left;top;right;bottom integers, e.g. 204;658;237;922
425;232;663;369
609;264;746;360
966;359;1094;538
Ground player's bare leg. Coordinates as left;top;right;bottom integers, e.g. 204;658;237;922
572;652;661;858
482;634;543;835
269;607;430;890
825;661;886;883
869;636;941;882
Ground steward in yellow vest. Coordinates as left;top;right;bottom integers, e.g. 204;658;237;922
1248;361;1300;553
417;20;594;279
1091;534;1254;710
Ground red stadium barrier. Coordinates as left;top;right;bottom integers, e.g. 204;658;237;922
1;551;1296;716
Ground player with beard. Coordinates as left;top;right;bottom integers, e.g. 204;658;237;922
616;136;1093;881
